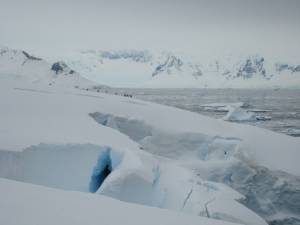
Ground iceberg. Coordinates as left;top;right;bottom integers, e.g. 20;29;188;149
223;107;257;121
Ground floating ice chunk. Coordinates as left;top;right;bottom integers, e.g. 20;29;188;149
201;103;272;120
223;107;272;122
201;102;249;112
248;109;272;113
283;128;300;137
223;107;257;121
255;115;272;121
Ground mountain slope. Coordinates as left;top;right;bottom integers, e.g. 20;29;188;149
0;47;96;89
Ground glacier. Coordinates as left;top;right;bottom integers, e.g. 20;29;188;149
89;112;300;224
1;47;300;225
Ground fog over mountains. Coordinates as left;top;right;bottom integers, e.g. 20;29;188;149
1;0;299;64
1;0;299;88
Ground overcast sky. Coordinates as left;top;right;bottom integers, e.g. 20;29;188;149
0;0;299;59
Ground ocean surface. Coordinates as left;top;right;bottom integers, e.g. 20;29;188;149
116;88;300;137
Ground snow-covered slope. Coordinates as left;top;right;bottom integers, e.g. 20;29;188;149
0;47;97;89
65;50;300;88
0;178;240;225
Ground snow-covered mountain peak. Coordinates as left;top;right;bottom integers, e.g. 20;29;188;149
0;46;95;89
152;52;184;77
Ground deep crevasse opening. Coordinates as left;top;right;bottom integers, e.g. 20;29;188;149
89;148;123;193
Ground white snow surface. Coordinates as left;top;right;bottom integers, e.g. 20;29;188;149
0;178;239;225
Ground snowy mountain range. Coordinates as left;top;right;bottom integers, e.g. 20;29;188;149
1;46;299;89
65;49;300;88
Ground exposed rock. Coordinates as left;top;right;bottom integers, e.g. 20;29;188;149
293;65;300;72
51;61;69;74
191;64;203;78
237;57;266;79
276;63;300;73
22;51;42;61
152;54;183;77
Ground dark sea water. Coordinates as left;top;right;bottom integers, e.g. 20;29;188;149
116;88;300;137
